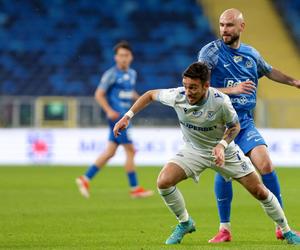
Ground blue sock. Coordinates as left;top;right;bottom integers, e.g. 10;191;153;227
127;171;138;188
261;171;283;207
214;173;233;223
85;164;100;180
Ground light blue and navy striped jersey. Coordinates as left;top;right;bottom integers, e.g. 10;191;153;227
97;66;137;116
198;39;272;128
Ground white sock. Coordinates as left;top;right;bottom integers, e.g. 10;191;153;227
260;191;290;234
158;186;189;223
220;223;231;232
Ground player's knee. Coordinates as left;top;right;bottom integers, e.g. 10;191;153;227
156;174;174;189
104;150;116;159
253;184;269;200
257;160;273;174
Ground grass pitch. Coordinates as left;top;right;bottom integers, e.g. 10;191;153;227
0;166;299;250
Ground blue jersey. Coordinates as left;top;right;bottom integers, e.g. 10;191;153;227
198;39;272;129
98;66;137;116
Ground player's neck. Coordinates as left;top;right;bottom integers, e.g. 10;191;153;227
116;64;129;71
228;40;241;50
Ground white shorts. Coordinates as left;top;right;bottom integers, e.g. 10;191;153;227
168;144;255;183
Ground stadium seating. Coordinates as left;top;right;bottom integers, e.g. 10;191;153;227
0;0;215;97
274;0;300;50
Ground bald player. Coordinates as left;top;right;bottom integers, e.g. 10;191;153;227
198;8;300;243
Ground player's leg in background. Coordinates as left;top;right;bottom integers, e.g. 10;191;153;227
122;143;153;198
157;162;195;244
208;174;233;243
76;142;118;198
247;145;282;206
236;172;300;245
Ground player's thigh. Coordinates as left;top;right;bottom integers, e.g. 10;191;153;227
122;143;136;156
168;145;209;183
235;171;268;200
95;141;118;164
157;162;188;188
247;145;274;174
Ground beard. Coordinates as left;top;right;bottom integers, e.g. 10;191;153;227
222;33;240;45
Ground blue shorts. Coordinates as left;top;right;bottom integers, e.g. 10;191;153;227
108;120;133;145
234;121;267;155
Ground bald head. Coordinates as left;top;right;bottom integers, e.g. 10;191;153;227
219;8;245;48
220;8;244;23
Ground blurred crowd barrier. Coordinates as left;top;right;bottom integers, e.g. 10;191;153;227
1;127;300;166
1;96;300;128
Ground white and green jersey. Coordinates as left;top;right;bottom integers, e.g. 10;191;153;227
156;87;239;154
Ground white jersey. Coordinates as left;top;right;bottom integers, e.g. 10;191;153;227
156;87;239;154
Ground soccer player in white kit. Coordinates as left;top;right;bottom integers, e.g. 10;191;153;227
113;62;300;245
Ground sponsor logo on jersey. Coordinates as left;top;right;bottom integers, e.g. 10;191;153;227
230;96;255;105
180;121;217;132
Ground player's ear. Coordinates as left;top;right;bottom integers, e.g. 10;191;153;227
240;21;245;32
204;81;210;89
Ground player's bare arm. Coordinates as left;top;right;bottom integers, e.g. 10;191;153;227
113;89;159;137
132;90;140;101
266;68;300;88
217;80;256;95
95;88;119;120
213;121;241;167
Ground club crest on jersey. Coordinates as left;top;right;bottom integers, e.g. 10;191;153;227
233;56;243;63
183;108;188;113
245;60;253;68
207;111;215;120
192;110;203;117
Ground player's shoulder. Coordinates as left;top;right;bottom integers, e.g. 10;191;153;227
209;87;230;104
102;66;117;77
167;86;185;97
240;43;261;57
100;66;117;84
128;67;137;76
200;39;222;54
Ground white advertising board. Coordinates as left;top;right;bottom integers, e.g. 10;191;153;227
0;128;300;166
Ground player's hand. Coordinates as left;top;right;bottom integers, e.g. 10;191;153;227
107;109;120;121
212;144;225;167
113;116;130;137
231;81;256;95
292;80;300;89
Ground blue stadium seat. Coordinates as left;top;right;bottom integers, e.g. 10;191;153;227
0;0;216;118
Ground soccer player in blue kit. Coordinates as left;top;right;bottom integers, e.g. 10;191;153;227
76;41;153;199
198;8;300;243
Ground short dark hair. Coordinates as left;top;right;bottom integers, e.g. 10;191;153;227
113;40;133;54
182;62;210;84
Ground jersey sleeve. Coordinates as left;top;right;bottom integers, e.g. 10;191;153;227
222;95;239;127
254;49;272;78
156;88;180;107
197;42;219;70
97;69;116;92
131;69;137;87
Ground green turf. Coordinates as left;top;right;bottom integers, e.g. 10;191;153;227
0;166;299;249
